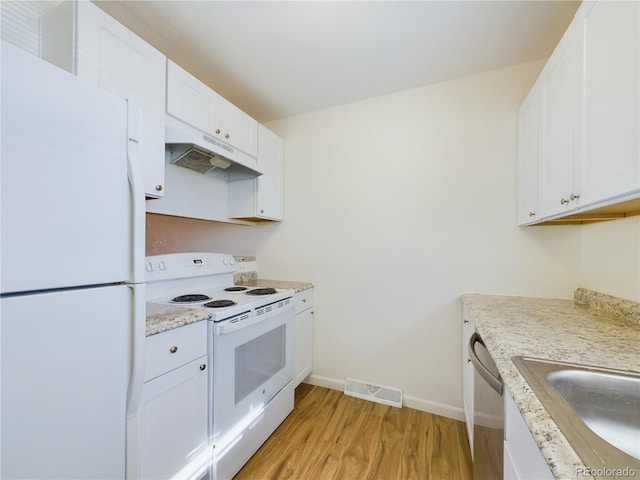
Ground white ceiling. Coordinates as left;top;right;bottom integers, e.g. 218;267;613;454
94;0;580;123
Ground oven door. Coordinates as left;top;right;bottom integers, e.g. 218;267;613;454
211;305;294;449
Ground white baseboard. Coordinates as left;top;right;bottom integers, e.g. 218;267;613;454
303;373;465;422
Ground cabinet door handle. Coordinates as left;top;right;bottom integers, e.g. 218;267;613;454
169;346;178;354
199;364;207;371
225;133;230;139
215;128;221;134
560;198;570;205
155;184;163;191
528;211;536;217
570;193;580;201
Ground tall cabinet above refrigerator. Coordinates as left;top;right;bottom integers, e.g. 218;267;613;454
0;41;145;478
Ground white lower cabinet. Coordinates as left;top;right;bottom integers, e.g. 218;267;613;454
294;288;314;387
504;387;553;480
133;322;210;480
139;356;209;480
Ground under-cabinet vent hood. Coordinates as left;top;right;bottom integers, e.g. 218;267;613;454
165;114;262;178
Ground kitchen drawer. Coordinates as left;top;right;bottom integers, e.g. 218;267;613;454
144;321;207;382
295;288;313;315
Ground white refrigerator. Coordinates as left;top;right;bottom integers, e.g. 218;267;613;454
0;42;146;478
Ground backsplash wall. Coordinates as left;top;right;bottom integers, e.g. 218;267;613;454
579;216;640;301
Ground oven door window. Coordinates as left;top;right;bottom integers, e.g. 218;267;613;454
212;309;294;446
235;324;285;404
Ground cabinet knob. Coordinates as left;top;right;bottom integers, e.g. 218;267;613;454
169;346;178;354
463;319;469;324
528;211;536;217
225;133;230;139
216;128;221;134
570;193;580;201
260;209;264;214
199;363;207;371
560;198;570;205
302;298;307;303
155;184;163;192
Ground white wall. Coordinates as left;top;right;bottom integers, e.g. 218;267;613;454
147;59;586;419
579;216;640;301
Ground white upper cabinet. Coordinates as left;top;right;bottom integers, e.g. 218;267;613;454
519;0;639;224
516;83;540;225
576;0;640;208
220;100;259;159
42;1;167;198
228;125;285;221
166;60;258;158
537;19;581;219
166;60;222;137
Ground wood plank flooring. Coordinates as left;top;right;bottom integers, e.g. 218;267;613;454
234;384;472;480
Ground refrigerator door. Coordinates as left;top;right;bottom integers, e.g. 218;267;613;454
0;285;133;479
0;42;133;293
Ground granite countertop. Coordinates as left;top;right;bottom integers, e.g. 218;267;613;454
238;278;314;293
460;289;640;479
146;303;211;337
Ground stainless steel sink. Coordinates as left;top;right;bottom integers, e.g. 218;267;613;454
512;356;640;478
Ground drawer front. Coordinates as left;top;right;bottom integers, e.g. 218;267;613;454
295;288;314;315
145;322;207;381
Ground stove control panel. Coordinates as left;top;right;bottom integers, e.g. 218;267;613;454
145;252;236;282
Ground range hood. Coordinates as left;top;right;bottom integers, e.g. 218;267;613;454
165;114;262;178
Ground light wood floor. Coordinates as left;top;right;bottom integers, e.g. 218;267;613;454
234;384;472;480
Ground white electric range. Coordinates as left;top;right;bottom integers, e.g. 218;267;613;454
145;252;295;480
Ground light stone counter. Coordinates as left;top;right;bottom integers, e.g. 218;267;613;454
146;303;211;337
460;290;640;479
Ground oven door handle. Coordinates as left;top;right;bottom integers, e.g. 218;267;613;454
468;332;503;396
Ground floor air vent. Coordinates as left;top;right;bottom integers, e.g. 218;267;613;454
344;378;403;408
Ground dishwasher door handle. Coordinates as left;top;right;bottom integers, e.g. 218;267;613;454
468;332;503;396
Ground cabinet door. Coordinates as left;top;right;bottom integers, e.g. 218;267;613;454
294;307;314;387
166;59;221;135
228;125;285;221
75;1;167;197
504;387;553;479
138;356;209;480
166;60;257;159
516;83;540;225
538;20;581;218
220;99;258;158
576;0;640;207
256;125;285;220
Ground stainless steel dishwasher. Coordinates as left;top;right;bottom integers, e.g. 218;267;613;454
469;332;504;479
